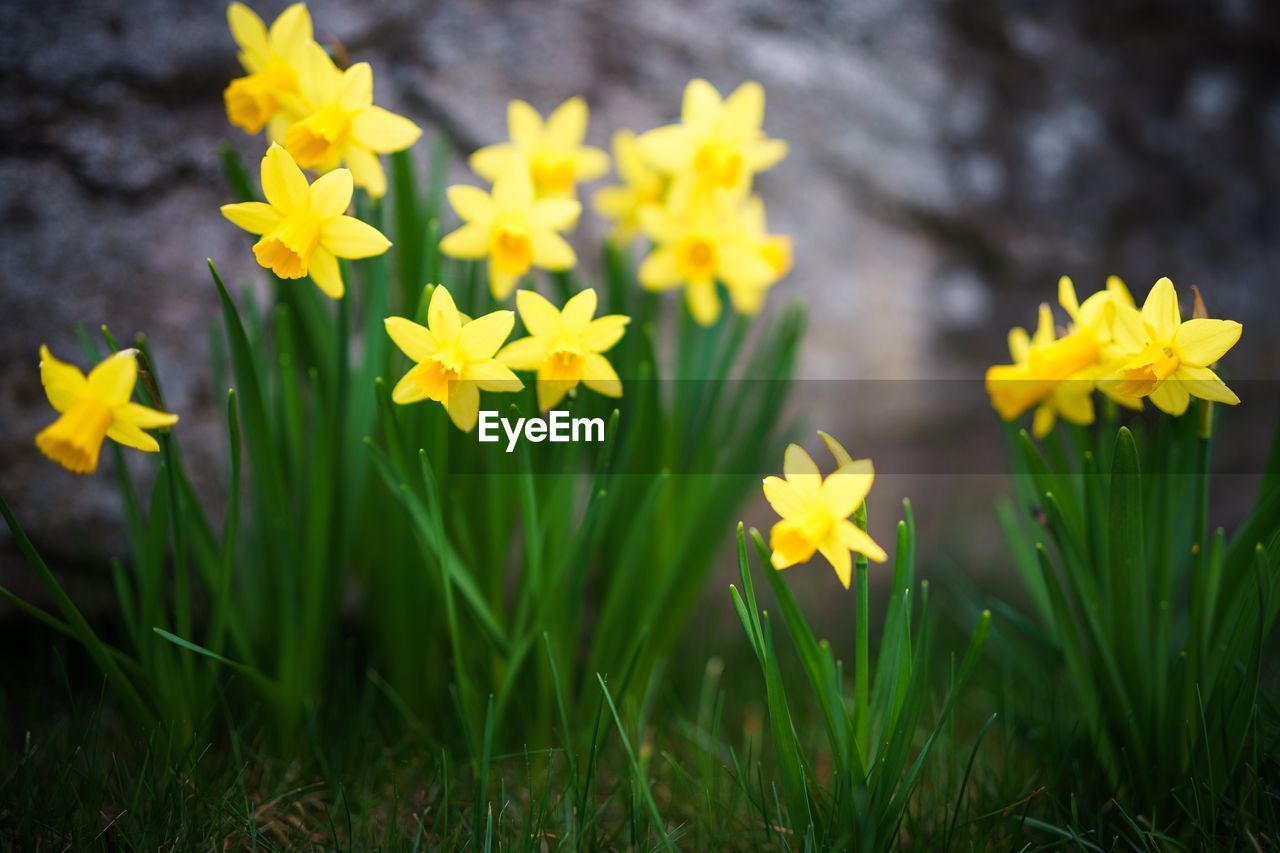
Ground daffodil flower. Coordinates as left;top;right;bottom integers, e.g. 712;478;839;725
439;159;581;300
638;79;787;195
497;288;628;410
470;98;610;200
35;347;178;475
221;143;391;299
224;2;315;135
763;441;886;589
283;51;421;197
1001;304;1097;437
1108;277;1242;415
592;130;667;244
637;186;776;325
385;285;523;432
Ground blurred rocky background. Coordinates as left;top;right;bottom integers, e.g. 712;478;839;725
2;0;1277;612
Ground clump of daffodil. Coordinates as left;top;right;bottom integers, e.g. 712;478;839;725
35;347;178;475
283;51;421;197
498;288;628;410
986;275;1139;433
763;437;887;589
223;2;316;136
638;79;787;195
592;129;667;244
637;183;784;325
440;159;581;300
385;285;523;431
1108;277;1243;415
221;143;391;299
470;97;610;200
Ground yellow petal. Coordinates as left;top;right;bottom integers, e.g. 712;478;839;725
221;201;283;235
1107;275;1135;307
817;538;853;589
428;285;462;343
447;380;481;432
508;99;544;150
817;432;859;469
769;519;815;569
573;147;611;182
462;359;523;393
439;223;490;259
1109;301;1148;354
1173;318;1242;368
743;138;787;172
114;402;178;429
1053;385;1095;425
1008;327;1031;363
1141;277;1180;342
582;315;629;353
497;336;549;371
515;289;561;338
723;81;764;132
459;310;515;360
267;3;312;55
392;364;432;404
107;422;160;453
1148;378;1190;416
87;350;138;405
581;352;621;398
448;185;496;224
820;463;874;519
339;62;373;110
834;521;888;563
352;105;421;153
531;231;576;271
308;246;344;298
637;248;682;291
385;316;438;362
1058;276;1080;319
638;125;694;173
561;288;597;331
493;158;535;211
469;144;517;183
685;280;721;326
228;2;269;62
1175;365;1240;405
261;143;308;212
321;215;391;259
345;145;387;198
762;475;807;519
1032;403;1056;438
310;169;354;218
545;96;588;148
536;377;575;411
682;78;722;124
39;345;88;413
718;244;774;289
530;198;581;231
489;266;521;301
783;444;821;501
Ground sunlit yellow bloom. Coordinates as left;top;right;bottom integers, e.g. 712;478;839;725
1107;277;1242;415
763;439;886;589
638;79;787;195
439;159;580;300
35;347;178;475
470;97;610;200
637;185;778;325
221;143;391;299
283;50;421;197
224;2;315;135
498;289;628;410
997;304;1097;438
592;130;667;244
385;285;523;431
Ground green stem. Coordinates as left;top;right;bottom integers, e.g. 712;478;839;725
854;501;870;759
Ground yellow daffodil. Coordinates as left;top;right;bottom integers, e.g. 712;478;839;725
35;347;178;475
1108;277;1242;415
1000;304;1096;437
221;144;391;299
224;2;315;135
592;130;666;244
385;285;523;431
470;97;610;200
637;185;777;325
638;79;787;195
498;288;628;410
283;51;421;197
764;439;886;589
439;159;581;300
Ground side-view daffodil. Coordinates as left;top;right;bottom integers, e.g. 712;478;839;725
35;347;178;475
763;439;887;589
592;129;666;244
638;186;777;325
498;288;628;410
470;97;610;200
439;159;581;300
284;52;421;197
1109;277;1243;415
224;2;315;135
385;285;523;431
639;79;787;195
221;143;391;299
1002;304;1096;437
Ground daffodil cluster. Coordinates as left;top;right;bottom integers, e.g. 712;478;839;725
987;276;1243;435
223;3;421;198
